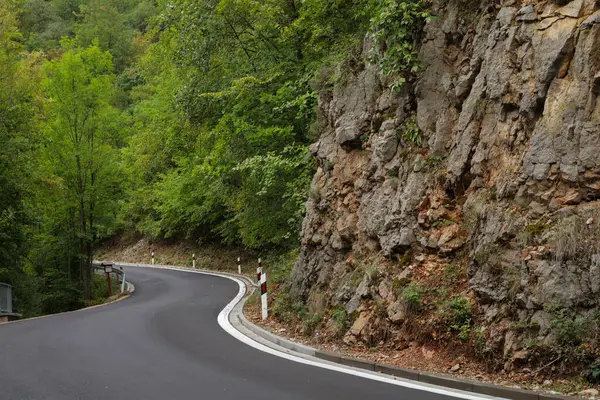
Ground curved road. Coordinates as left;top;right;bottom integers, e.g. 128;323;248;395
0;267;472;399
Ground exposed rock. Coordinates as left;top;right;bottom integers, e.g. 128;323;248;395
516;5;537;21
378;280;393;301
387;300;406;324
511;349;529;363
449;363;461;372
343;311;371;344
557;0;583;18
290;0;600;364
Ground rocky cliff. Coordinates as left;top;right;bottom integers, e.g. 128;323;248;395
290;0;600;372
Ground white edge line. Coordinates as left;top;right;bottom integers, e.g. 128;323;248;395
123;263;504;400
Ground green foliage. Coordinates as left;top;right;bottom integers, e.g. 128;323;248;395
75;0;135;71
39;269;84;314
0;0;434;315
447;296;472;326
401;282;424;313
444;263;466;283
518;221;550;247
331;307;349;336
587;360;600;384
551;310;590;347
438;295;473;341
272;290;307;324
369;0;431;90
265;249;298;285
302;312;323;335
401;115;422;146
39;42;125;296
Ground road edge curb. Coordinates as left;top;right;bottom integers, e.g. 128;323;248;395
235;291;578;400
107;261;580;400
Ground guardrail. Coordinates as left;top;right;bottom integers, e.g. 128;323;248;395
0;283;13;313
92;263;127;294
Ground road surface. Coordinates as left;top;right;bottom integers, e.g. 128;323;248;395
0;266;473;399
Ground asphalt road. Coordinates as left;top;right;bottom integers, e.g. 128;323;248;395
0;267;470;400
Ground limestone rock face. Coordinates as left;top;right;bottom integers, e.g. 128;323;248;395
290;0;600;357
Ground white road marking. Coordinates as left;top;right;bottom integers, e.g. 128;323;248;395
123;264;505;400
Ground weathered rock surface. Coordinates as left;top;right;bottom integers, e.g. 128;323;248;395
290;0;600;368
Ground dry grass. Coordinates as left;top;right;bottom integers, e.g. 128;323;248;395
551;214;600;263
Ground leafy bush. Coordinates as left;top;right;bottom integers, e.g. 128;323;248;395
401;282;424;313
369;0;431;90
551;311;590;347
39;269;83;315
444;263;465;283
331;307;349;336
272;290;307;325
437;295;473;341
587;360;600;384
447;296;472;326
302;313;323;336
401;115;422;146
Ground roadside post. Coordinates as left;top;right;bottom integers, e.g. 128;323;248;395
120;266;126;293
193;253;196;269
237;257;241;274
257;258;262;285
261;272;268;320
151;250;155;265
103;263;113;297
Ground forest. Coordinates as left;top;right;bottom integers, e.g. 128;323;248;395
0;0;427;316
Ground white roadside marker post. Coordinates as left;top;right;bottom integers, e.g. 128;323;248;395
151;250;155;265
261;272;268;320
237;257;241;274
257;258;262;285
193;253;196;269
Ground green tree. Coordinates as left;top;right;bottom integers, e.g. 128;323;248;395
0;0;38;272
75;0;135;71
40;42;124;298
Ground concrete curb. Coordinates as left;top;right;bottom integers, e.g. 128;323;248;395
234;292;580;400
105;261;582;400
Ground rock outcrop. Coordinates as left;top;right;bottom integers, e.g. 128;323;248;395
291;0;600;370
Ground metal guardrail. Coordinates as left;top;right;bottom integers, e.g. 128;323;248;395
92;263;127;294
0;283;13;313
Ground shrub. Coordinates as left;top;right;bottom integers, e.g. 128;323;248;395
331;307;349;336
551;311;590;347
438;295;473;341
587;360;600;384
272;291;307;325
401;282;424;313
369;0;431;90
401;115;422;146
447;296;472;326
519;221;550;246
444;263;465;283
302;313;323;335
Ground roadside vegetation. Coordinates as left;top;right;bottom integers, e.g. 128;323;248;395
1;0;429;317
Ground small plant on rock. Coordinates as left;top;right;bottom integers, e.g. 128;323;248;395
330;307;349;337
302;312;323;336
401;115;422;146
401;282;424;314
